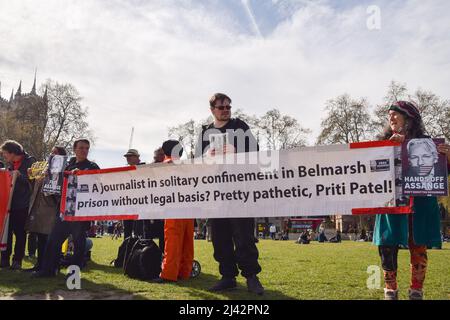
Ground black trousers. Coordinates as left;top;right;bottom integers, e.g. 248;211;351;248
143;220;165;252
27;232;38;257
211;218;261;278
123;220;145;239
35;233;48;270
40;218;87;274
378;245;399;271
1;208;28;263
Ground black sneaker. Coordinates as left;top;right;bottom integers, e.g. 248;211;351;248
246;275;264;296
151;277;168;284
0;260;10;269
10;260;22;270
209;277;237;292
31;270;56;278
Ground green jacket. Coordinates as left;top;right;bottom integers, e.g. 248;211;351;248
373;196;442;247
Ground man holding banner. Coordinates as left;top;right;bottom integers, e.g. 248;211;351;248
53;98;446;299
33;139;99;278
0;140;35;270
195;93;264;295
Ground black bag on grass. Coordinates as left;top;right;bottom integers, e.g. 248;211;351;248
112;236;139;268
123;239;162;280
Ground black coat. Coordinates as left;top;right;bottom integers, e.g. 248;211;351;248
7;153;36;210
65;157;99;171
194;118;259;158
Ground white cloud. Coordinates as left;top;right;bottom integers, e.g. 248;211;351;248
0;0;449;167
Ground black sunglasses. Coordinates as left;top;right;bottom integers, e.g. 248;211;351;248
214;105;232;111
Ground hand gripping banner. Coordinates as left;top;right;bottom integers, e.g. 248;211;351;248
61;141;417;222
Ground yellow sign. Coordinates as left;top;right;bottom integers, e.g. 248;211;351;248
29;161;48;180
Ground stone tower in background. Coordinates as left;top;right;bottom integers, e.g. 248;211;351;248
0;72;49;159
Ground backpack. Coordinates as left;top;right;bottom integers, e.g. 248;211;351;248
123;239;162;280
112;236;139;268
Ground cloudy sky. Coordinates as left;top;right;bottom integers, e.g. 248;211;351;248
1;0;449;167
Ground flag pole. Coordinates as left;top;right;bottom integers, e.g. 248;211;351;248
128;127;134;149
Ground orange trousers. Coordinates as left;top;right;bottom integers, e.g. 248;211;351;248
160;219;194;281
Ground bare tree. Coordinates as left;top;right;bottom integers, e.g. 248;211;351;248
412;89;450;141
259;109;310;150
373;81;450;140
0;112;17;142
317;94;374;145
168;119;199;159
41;79;93;156
373;81;408;133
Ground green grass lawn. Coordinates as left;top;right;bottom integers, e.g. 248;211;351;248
0;238;449;300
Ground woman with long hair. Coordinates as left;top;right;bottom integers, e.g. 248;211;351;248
374;101;450;300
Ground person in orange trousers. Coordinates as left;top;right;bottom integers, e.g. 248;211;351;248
156;140;194;282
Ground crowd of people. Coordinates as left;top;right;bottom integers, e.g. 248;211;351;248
1;93;450;300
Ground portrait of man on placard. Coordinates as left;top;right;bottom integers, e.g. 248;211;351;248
402;138;448;195
43;155;68;194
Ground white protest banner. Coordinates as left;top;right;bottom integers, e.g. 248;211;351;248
61;141;411;221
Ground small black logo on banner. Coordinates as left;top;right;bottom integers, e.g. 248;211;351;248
370;159;390;172
77;184;89;193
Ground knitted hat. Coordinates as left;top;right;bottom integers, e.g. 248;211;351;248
388;101;421;121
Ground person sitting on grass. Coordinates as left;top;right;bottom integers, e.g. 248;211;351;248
297;230;310;244
329;230;342;243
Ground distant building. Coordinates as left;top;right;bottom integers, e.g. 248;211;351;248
0;73;48;158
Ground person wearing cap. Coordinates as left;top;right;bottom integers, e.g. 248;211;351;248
123;149;146;239
373;101;450;300
124;149;144;165
154;140;194;283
